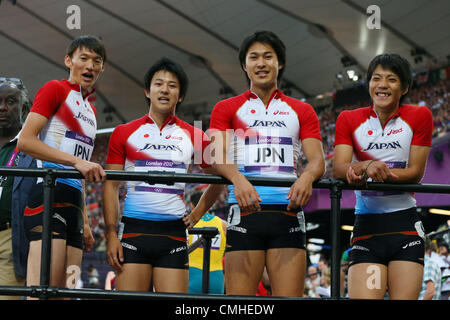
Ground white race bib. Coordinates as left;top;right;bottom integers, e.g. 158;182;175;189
244;136;294;173
60;130;94;161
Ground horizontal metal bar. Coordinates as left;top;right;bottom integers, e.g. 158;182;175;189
0;286;297;300
188;227;219;237
1;167;449;193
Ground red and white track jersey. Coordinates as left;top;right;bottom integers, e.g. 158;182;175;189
106;114;210;221
30;79;97;191
209;89;322;204
334;104;433;214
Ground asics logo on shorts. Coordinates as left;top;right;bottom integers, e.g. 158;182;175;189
122;242;137;251
402;240;421;249
352;245;370;252
228;225;247;233
170;246;186;255
52;212;67;226
289;226;302;233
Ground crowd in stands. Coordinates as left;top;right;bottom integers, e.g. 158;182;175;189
80;74;449;298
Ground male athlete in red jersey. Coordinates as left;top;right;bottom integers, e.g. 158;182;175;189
103;57;257;293
333;53;432;299
208;31;325;297
18;36;106;297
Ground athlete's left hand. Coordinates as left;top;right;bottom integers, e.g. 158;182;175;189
83;223;95;252
287;172;314;211
183;211;201;229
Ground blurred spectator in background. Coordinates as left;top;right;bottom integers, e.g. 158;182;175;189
419;237;442;300
305;265;320;297
438;241;450;300
315;267;331;298
87;264;100;288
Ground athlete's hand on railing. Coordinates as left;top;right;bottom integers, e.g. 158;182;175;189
183;211;201;229
346;166;366;186
74;159;106;183
106;232;124;271
232;174;262;212
364;160;398;182
287;172;314;210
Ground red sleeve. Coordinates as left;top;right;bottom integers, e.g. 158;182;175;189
298;103;322;141
209;99;237;132
334;111;354;146
410;106;433;147
30;80;68;118
106;125;127;165
285;97;322;141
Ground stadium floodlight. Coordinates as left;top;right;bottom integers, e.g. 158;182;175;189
429;208;450;216
341;225;354;231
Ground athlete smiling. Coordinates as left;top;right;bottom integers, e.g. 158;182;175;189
333;53;433;299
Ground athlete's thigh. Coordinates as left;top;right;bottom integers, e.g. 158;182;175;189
153;267;188;293
115;263;152;292
348;263;388;299
224;250;265;295
388;261;423;300
26;239;67;300
266;248;306;297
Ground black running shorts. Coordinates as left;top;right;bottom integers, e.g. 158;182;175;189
225;204;306;252
118;216;188;269
349;207;425;267
24;182;84;249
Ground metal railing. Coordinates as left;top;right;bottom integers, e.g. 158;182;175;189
0;167;449;300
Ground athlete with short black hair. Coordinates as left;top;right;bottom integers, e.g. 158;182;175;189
333;53;432;299
208;30;325;297
103;57;256;293
17;35;107;297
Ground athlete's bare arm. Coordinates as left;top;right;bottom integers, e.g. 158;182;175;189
18;112;105;182
103;163;124;271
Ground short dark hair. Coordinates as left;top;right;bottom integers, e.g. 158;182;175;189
143;57;189;107
66;35;107;63
238;30;286;84
366;53;412;105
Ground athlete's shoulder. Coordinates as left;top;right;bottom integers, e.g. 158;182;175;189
279;93;309;108
36;79;68;98
210;92;249;129
111;115;147;137
174;116;210;147
213;91;248;109
174;116;203;134
31;79;72;117
279;93;319;119
337;106;371;122
399;104;433;124
400;104;432;115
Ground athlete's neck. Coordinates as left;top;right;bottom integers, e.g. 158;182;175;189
374;103;400;128
149;109;174;129
67;78;91;99
80;87;90;99
250;84;278;106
